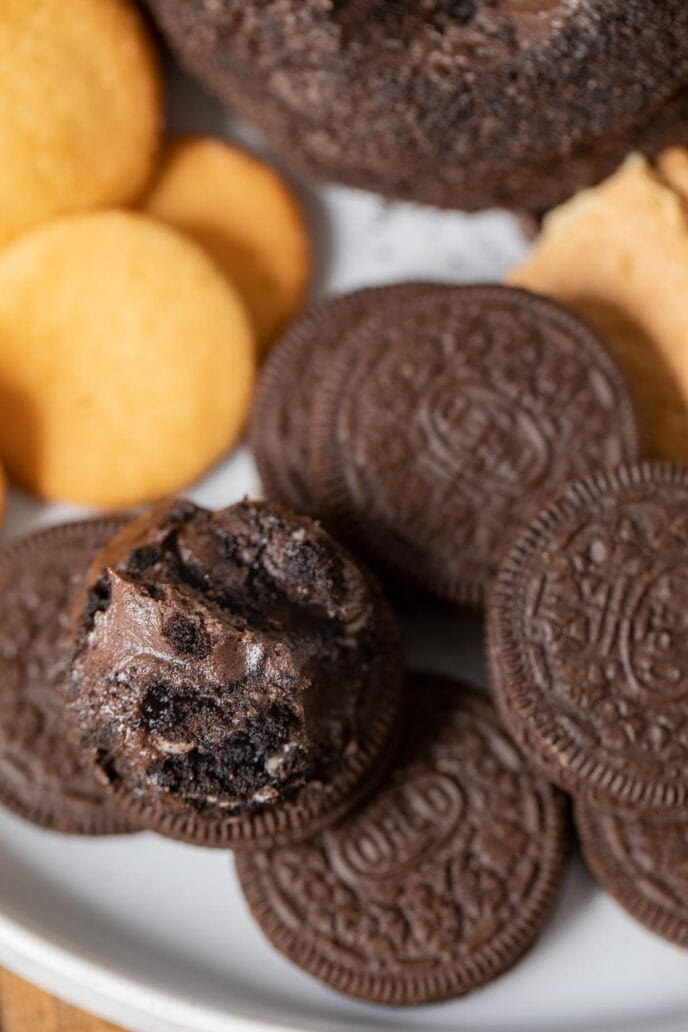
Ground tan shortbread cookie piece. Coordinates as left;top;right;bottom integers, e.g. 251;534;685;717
0;463;6;529
141;136;310;354
0;0;161;246
509;155;688;461
0;211;256;507
657;147;688;202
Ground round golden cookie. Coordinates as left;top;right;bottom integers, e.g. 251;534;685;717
0;211;256;507
0;0;161;247
141;136;310;353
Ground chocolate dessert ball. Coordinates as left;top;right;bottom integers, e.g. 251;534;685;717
68;499;402;847
146;0;688;211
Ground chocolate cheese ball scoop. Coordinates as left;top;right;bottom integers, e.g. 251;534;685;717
145;0;688;211
68;499;403;847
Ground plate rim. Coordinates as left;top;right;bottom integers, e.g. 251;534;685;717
0;903;292;1032
2;877;688;1032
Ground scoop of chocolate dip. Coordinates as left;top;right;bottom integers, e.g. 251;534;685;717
68;500;401;844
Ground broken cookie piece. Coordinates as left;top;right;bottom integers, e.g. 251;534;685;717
508;154;688;461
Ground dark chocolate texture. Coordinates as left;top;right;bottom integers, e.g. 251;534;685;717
69;498;403;846
146;0;688;211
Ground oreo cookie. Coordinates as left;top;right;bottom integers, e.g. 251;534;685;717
312;285;639;607
0;518;134;835
250;283;429;515
576;799;688;947
236;675;568;1005
489;462;688;810
68;499;403;848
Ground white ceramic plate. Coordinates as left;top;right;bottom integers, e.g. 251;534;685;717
1;61;687;1032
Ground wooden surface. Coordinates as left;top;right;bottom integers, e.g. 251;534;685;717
0;970;123;1031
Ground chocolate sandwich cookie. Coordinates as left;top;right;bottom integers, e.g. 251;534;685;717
68;499;403;848
485;638;563;787
312;285;639;607
0;519;133;835
146;0;688;211
576;799;688;947
236;675;567;1005
489;462;688;810
250;283;430;515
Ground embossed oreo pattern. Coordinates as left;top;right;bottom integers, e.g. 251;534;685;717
250;283;433;515
236;677;567;1005
0;519;134;834
312;285;639;606
490;463;688;810
576;799;688;946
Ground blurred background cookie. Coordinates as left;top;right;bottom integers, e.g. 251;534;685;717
509;155;688;462
0;210;255;506
657;145;688;199
140;136;310;355
0;0;161;246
